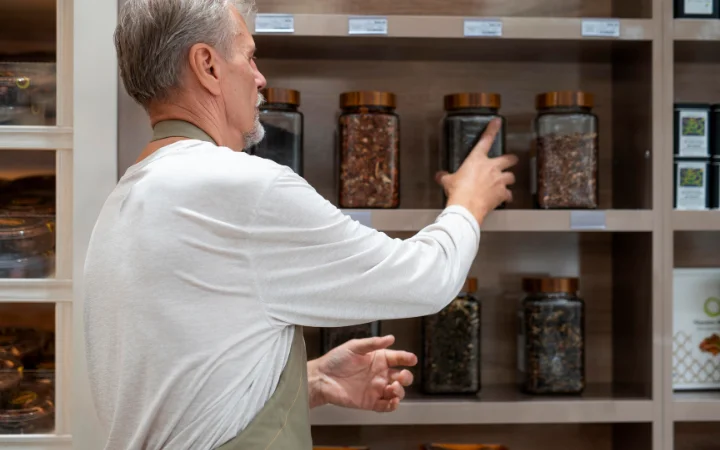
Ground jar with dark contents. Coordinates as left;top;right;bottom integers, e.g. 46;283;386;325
251;88;304;176
0;356;23;396
533;91;599;209
0;381;54;434
0;217;54;258
519;277;585;395
321;322;381;354
338;91;400;209
422;277;481;395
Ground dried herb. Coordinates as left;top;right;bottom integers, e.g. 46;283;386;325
521;295;585;394
321;323;380;354
339;112;399;209
422;296;480;394
536;132;598;209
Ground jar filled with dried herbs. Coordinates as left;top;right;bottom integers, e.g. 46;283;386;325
533;91;599;209
422;277;481;395
338;91;400;209
321;322;381;354
519;277;585;395
250;88;304;176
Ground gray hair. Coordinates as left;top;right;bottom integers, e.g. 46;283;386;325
115;0;256;109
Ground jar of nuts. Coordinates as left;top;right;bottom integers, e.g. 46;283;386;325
532;91;599;209
338;91;400;209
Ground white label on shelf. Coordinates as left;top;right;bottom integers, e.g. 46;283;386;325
675;161;709;210
344;211;373;228
570;211;607;230
254;14;295;33
463;19;503;37
581;19;620;38
678;109;710;157
348;17;388;35
684;0;714;15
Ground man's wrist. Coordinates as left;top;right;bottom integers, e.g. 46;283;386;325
307;359;329;409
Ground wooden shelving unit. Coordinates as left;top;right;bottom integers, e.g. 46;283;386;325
664;0;720;444
0;0;73;448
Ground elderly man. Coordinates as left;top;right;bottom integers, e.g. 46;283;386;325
83;0;517;449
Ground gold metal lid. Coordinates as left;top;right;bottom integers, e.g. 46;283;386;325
462;277;478;293
340;91;396;109
536;91;594;109
522;277;579;294
444;93;501;111
261;88;300;106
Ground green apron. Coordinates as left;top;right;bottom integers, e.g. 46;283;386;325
152;120;313;450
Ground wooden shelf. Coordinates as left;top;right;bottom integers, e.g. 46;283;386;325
0;434;72;449
310;385;652;426
0;127;73;150
673;392;720;422
672;211;720;231
0;279;73;303
343;209;654;232
674;19;720;41
252;15;654;41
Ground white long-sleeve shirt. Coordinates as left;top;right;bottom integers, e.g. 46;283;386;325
83;139;480;450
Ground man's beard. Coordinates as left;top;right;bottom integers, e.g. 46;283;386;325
243;93;266;149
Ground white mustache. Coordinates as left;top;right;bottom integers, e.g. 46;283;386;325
256;93;266;108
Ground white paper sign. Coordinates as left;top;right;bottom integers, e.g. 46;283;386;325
570;211;607;230
348;17;388;35
254;14;294;33
464;19;503;37
581;19;620;38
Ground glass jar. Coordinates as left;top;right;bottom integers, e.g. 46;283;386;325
0;63;56;127
251;88;304;176
338;91;400;209
321;322;381;354
533;91;599;209
519;277;585;395
442;92;506;169
0;356;23;393
422;278;481;395
0;381;54;434
0;218;54;258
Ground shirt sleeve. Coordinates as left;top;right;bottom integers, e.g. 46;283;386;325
250;169;481;328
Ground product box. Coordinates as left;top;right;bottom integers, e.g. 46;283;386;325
673;268;720;391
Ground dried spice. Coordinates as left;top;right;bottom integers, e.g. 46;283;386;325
321;323;380;354
0;356;23;392
519;278;585;395
536;132;598;209
422;280;480;394
0;381;54;435
338;92;399;209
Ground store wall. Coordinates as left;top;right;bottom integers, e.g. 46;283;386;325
73;0;118;447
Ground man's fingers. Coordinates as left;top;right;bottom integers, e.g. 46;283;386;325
384;350;418;368
373;397;400;413
468;118;502;160
389;368;414;387
347;335;395;355
500;170;516;186
494;153;519;171
383;381;406;401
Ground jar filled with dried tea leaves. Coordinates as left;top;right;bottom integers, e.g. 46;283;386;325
422;277;481;395
250;88;304;176
321;322;381;354
533;91;599;209
338;91;400;209
519;277;585;395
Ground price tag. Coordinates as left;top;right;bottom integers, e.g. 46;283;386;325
344;211;373;228
348;16;388;35
464;19;503;37
581;19;620;38
254;14;295;33
570;211;607;230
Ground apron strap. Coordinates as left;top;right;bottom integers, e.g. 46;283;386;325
151;120;217;145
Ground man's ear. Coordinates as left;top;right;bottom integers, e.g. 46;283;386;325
188;43;223;96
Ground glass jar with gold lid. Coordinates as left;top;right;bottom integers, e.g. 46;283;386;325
519;277;585;395
533;91;599;209
338;91;400;209
442;92;506;171
251;88;304;176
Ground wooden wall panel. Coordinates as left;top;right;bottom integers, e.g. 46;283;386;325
674;232;720;268
257;0;616;19
674;423;720;450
